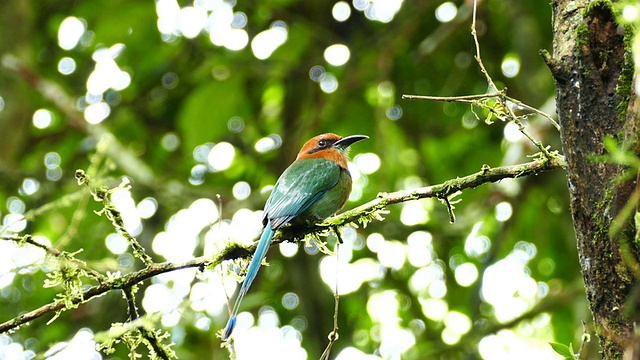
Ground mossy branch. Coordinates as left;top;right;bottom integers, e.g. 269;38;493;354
0;256;217;334
273;156;565;244
0;156;565;334
75;169;153;266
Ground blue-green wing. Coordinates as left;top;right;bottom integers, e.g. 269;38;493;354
264;158;340;229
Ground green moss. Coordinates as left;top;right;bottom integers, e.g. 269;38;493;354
583;0;614;15
615;26;635;120
591;186;616;247
575;21;594;79
579;0;634;120
575;23;590;59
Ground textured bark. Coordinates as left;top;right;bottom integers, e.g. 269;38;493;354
546;0;640;358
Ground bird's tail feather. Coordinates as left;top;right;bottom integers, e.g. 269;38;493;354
222;222;275;341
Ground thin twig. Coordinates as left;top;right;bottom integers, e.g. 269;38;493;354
578;320;592;358
123;287;140;320
140;327;172;360
504;95;560;131
0;255;215;334
1;235;105;282
402;93;560;131
402;93;499;102
441;196;456;223
405;0;559;159
75;169;154;267
469;0;554;157
320;242;341;360
471;0;498;93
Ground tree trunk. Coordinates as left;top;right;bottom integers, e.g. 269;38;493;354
547;0;640;358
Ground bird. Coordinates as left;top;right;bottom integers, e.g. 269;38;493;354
222;133;368;341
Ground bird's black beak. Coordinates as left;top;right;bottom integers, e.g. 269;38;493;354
333;135;368;150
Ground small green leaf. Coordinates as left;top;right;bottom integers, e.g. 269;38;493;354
549;342;575;359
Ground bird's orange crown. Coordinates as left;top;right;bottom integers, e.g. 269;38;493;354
295;133;367;169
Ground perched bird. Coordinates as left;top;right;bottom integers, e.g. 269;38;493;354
222;133;368;341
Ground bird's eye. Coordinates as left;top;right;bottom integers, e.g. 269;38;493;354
317;140;327;148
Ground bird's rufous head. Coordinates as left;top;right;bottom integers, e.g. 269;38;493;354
295;133;368;168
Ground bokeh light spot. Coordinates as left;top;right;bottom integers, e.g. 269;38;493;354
366;233;384;253
503;121;523;142
193;143;212;162
7;197;25;214
251;22;288;60
429;280;447;298
377;240;406;270
320;73;338;93
324;44;350;66
332;2;352;22
407;231;433;267
3;213;27;232
400;201;429;226
255;136;278;153
435;2;457;23
84;102;111;124
354;153;380;174
161;72;179;89
206;142;235;171
228;117;244;132
44;152;61;169
357;0;404;23
386;105;402;120
279;242;298;257
227;29;250;51
32;109;54;129
309;66;325;82
495;201;513;222
232;12;248;28
179;6;207;39
47;168;63;181
58;57;77;75
21;178;40;196
501;56;521;78
106;233;129;254
86;46;131;97
137;197;158;219
454;263;479;287
623;4;639;22
58;17;86;50
161;133;180;151
232;181;251;200
282;292;299;310
421;298;448;321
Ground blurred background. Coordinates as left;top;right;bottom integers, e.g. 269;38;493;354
0;0;585;359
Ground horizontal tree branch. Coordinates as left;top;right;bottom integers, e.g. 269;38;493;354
0;156;565;334
0;256;214;334
276;155;566;242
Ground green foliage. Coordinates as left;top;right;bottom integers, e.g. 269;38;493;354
549;341;577;359
96;315;177;360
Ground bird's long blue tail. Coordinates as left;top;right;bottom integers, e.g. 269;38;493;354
222;222;275;341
